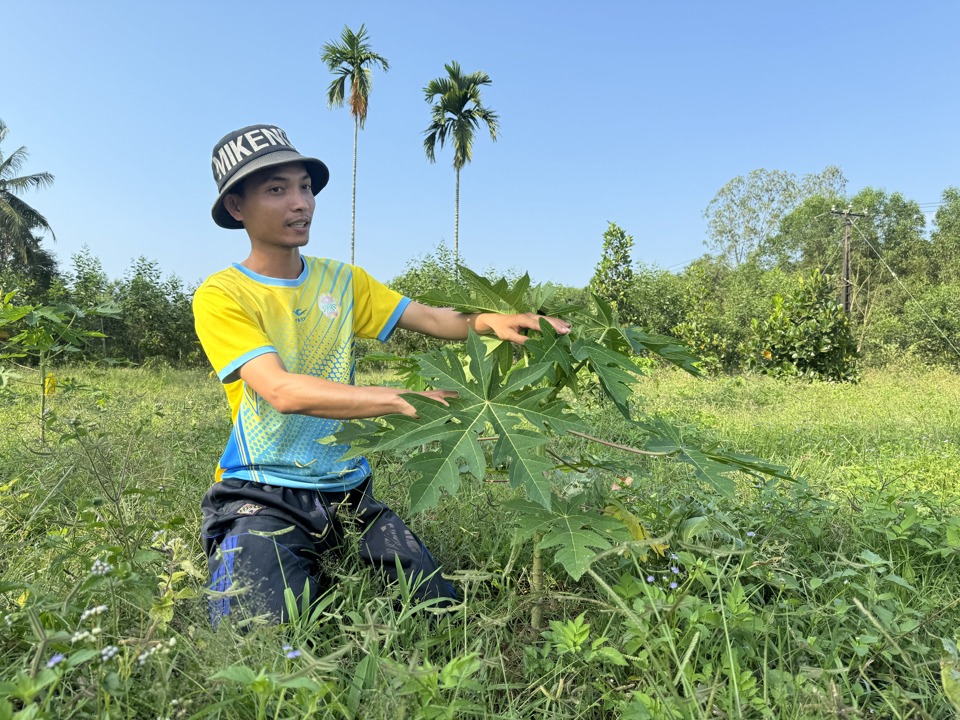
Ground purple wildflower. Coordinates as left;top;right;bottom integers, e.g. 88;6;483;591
46;653;65;668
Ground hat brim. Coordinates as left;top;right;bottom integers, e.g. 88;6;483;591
211;151;330;229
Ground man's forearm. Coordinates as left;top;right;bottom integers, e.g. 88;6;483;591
266;373;413;418
238;352;432;419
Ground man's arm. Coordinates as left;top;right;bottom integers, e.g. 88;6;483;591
396;301;571;344
238;352;455;419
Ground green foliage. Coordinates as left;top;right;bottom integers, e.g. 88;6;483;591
746;269;858;381
589;222;639;324
0;290;119;445
111;257;196;364
337;271;795;583
704;166;846;265
672;258;794;373
321;23;390;128
899;282;960;367
631;261;687;335
2;365;959;718
377;242;459;360
931;187;960;284
341;330;585;513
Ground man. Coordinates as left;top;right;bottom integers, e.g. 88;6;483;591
193;124;570;625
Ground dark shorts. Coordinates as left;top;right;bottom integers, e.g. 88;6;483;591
200;476;457;625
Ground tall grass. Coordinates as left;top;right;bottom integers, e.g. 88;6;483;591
1;363;958;718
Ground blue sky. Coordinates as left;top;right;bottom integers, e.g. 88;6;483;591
5;1;958;289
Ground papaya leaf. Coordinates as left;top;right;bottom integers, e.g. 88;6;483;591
623;327;702;376
507;495;631;580
417;267;533;314
572;339;641;418
334;332;584;512
635;417;793;495
566;293;701;375
523;320;575;383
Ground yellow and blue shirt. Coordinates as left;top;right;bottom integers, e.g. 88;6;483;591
193;257;410;492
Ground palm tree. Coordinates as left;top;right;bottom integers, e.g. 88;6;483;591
0;119;56;270
423;61;499;268
321;24;389;265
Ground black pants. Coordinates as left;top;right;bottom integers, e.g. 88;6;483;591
200;476;457;625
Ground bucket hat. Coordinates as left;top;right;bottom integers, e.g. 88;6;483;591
211;124;329;229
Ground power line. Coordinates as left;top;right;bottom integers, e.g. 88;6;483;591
848;218;960;362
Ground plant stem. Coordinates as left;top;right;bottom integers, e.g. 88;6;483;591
531;532;543;629
567;429;680;457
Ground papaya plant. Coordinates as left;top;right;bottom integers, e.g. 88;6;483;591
0;289;119;446
337;269;791;622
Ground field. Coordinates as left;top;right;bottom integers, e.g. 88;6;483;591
1;362;959;718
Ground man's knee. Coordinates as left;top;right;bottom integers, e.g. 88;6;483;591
207;523;319;625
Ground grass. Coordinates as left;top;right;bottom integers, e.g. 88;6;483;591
1;362;959;718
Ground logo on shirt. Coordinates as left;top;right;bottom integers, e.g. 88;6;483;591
318;294;340;320
293;308;308;324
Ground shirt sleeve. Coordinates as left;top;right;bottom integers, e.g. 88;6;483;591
193;281;277;383
350;265;410;342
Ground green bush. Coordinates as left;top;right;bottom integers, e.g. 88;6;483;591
630;262;686;335
745;268;858;381
672;259;794;373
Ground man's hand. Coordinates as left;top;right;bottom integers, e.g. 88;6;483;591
473;312;571;345
396;389;459;417
397;302;571;345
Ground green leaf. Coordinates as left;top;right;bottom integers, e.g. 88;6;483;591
211;665;260;685
67;649;99;667
523;320;575;382
635;417;792;495
572;339;640;418
418;267;532;314
623;326;702;376
335;331;584;512
507;495;630;580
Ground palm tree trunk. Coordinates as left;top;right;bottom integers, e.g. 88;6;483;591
454;166;460;273
351;118;358;265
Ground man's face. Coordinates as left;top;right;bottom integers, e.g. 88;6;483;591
225;161;316;249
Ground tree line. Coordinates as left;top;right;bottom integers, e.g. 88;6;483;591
590;167;960;375
2;110;958;375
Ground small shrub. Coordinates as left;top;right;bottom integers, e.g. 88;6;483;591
745;269;858;381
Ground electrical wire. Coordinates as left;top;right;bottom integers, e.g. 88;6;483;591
849;218;960;361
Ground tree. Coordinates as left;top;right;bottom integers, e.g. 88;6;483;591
423;61;500;268
321;24;389;265
703;166;846;265
931;187;960;284
589;222;638;325
0;119;57;286
771;187;930;356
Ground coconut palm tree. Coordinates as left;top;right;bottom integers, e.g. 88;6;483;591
321;24;389;265
0;119;56;270
423;61;499;269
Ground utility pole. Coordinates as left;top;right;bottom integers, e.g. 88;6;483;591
830;204;868;314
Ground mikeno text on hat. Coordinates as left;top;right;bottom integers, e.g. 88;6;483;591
210;124;330;229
